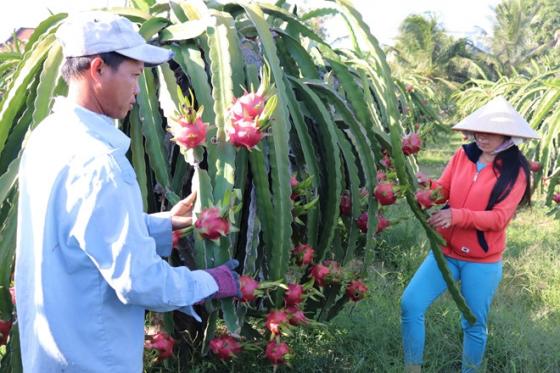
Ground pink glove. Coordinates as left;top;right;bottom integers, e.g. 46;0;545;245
204;259;241;299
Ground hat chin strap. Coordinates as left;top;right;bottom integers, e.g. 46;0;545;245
491;138;517;155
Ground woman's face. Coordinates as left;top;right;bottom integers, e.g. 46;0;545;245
473;132;507;154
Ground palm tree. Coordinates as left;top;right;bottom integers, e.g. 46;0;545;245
490;0;542;72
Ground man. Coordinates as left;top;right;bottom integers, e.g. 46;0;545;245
15;11;239;372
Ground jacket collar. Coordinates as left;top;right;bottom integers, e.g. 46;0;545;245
462;142;481;164
52;96;131;154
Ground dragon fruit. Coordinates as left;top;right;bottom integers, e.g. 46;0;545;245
357;211;368;233
230;91;265;121
209;335;242;360
374;183;397;205
376;170;387;182
402;132;422;156
310;263;330;287
239;275;259;302
380;153;392;168
415;189;434;209
172;117;208;149
346;280;368;302
322;260;343;285
552;193;560;204
0;319;12;346
169;90;208;150
286;306;308;326
529;161;541;172
265;340;290;365
265;310;289;335
376;214;391;233
227;118;265;150
340;194;352;216
228;67;278;150
194;207;230;240
284;284;304;306
144;332;175;361
292;243;315;266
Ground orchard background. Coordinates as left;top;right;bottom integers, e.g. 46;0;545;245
0;0;558;371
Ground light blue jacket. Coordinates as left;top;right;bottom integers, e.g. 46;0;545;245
15;97;218;372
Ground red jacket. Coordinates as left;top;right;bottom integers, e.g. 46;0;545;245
433;145;527;263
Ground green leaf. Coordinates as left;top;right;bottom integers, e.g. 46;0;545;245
128;107;149;211
32;43;63;125
0;34;54;155
0;199;17;319
137;71;175;202
130;0;155;12
160;19;209;42
138;17;169;39
0;157;20;209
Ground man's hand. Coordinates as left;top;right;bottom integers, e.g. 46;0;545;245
170;191;197;230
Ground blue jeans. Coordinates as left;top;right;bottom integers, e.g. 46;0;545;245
401;252;502;372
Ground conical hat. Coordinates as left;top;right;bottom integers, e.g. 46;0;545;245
452;96;540;140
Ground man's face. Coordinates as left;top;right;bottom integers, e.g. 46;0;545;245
98;58;143;119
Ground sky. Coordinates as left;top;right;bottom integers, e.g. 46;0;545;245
0;0;501;46
352;0;501;45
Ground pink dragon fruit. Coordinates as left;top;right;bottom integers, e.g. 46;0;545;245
292;243;315;266
144;332;175;361
374;182;397;205
340;194;352;216
239;275;259;302
376;214;391;233
402;132;422;156
310;263;330;287
194;207;230;240
357;211;368;233
415;189;434;209
209;335;242;360
529;161;541;173
172;117;208;149
227;118;265;150
265;340;290;365
284;284;304;306
323;260;343;285
346;280;368;302
265;310;289;335
230;91;266;121
286;305;308;326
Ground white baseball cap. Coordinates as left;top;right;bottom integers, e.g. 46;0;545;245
452;96;540;141
56;11;173;66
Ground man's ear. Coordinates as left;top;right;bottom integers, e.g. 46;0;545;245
89;57;106;82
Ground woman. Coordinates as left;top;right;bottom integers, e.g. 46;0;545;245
400;96;540;372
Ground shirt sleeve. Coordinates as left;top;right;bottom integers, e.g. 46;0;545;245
451;169;527;231
143;212;172;257
64;155;218;312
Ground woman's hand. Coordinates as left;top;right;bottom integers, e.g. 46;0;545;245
170;191;197;230
428;208;452;229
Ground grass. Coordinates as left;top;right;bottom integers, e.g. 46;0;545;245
148;133;560;372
